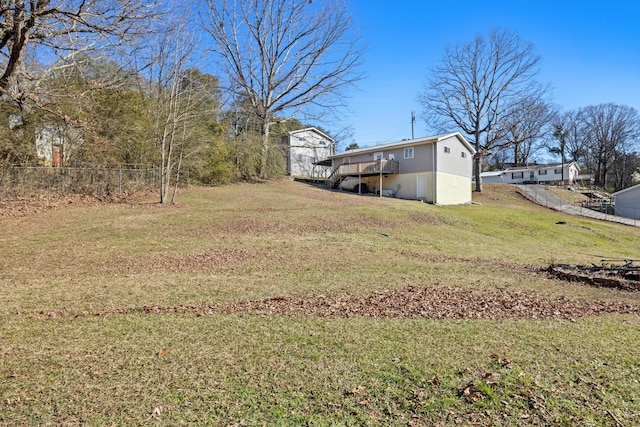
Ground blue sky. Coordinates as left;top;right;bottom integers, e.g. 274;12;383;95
339;0;640;149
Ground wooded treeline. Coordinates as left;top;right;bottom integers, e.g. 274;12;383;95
0;54;290;191
1;3;637;198
0;0;360;202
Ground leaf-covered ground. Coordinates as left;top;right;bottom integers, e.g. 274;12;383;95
0;191;156;219
29;284;640;321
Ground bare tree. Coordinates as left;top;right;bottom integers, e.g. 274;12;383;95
580;103;640;189
551;110;586;165
0;0;161;107
502;96;555;166
419;28;545;192
141;19;204;204
200;0;364;179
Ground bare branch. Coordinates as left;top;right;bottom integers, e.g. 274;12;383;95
200;0;364;178
419;28;545;191
0;0;163;104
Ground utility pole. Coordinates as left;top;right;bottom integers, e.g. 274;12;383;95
560;130;566;186
411;111;416;139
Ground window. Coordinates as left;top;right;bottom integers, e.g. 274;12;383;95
538;170;547;175
388;154;396;161
554;169;562;174
512;172;524;179
404;147;414;159
373;152;383;161
444;146;451;154
461;152;467;158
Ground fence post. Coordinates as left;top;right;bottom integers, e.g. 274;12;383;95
119;168;123;194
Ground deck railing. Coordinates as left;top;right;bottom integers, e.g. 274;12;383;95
327;159;399;188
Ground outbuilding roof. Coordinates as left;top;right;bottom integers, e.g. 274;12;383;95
480;170;504;177
612;182;640;197
286;127;335;143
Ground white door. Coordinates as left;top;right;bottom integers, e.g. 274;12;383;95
417;174;427;199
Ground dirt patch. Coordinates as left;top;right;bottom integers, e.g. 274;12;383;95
37;286;640;320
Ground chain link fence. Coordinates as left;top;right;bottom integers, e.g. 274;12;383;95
0;166;160;199
516;184;639;227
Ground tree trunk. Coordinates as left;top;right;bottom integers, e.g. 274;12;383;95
474;154;482;192
260;116;270;179
474;131;482;192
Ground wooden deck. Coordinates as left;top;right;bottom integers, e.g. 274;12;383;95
327;159;399;188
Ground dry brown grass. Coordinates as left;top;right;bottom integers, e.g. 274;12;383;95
1;180;640;425
547;186;590;204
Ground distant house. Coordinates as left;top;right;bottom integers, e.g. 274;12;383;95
480;162;580;185
612;183;640;220
35;124;66;167
326;132;475;205
282;128;335;179
35;122;83;167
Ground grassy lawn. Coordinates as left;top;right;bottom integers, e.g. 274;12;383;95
1;181;639;425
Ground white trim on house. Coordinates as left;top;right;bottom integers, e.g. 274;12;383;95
403;147;414;159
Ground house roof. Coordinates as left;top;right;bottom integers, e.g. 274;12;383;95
329;132;475;159
287;127;335;143
503;162;579;173
612;182;640;197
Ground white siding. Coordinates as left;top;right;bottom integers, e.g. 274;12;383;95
480;172;505;183
436;136;473;178
287;129;333;178
435;172;472;205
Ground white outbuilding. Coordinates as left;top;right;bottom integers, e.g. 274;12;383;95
283;127;335;179
612;183;640;220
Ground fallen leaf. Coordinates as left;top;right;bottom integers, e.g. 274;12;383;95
151;406;163;419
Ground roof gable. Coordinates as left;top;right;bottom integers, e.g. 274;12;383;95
612;182;640;196
287;127;335;143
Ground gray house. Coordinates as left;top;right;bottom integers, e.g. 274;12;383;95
326;132;475;205
283;128;335;179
